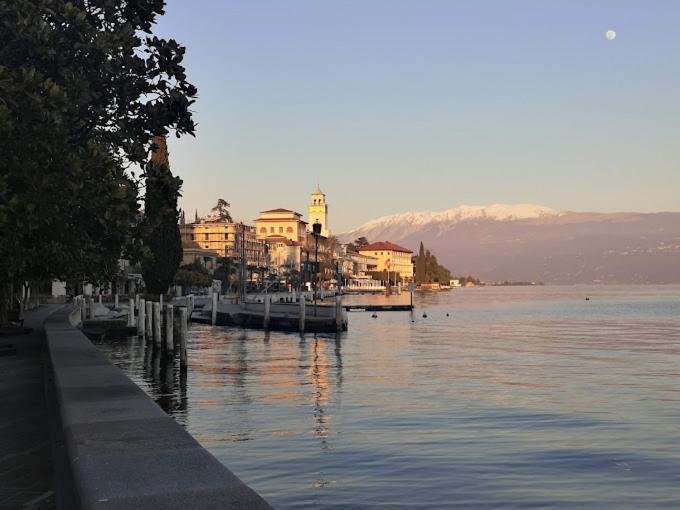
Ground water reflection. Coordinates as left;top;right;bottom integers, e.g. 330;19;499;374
93;285;680;510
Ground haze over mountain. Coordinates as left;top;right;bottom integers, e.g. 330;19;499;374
339;205;680;284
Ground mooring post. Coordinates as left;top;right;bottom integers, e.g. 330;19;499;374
165;305;174;353
145;300;153;340
88;297;95;320
153;302;161;347
128;298;135;327
135;294;140;310
98;294;102;305
299;296;306;334
81;299;87;323
159;293;163;309
263;294;271;330
179;306;188;366
335;294;343;332
211;291;218;326
114;293;119;309
138;298;146;337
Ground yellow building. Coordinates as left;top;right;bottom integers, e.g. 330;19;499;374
309;185;329;237
254;209;307;243
179;220;266;267
358;241;414;281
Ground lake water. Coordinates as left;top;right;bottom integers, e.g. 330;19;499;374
94;285;680;509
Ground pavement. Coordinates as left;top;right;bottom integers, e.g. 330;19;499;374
0;306;59;509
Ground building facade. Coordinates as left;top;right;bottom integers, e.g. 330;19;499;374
358;241;414;281
255;209;307;243
179;219;266;267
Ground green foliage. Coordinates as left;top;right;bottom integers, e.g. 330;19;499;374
354;236;370;248
174;269;212;289
414;242;452;283
209;199;233;222
141;156;183;294
0;0;196;320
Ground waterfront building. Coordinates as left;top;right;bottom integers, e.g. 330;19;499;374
255;209;307;243
358;241;414;281
179;216;266;267
308;185;330;238
266;236;302;272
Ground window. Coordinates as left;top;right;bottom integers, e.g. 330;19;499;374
270;227;275;233
224;233;229;240
190;234;194;240
204;233;209;240
260;227;267;234
286;226;293;233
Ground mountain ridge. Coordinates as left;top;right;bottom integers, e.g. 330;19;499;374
338;205;680;284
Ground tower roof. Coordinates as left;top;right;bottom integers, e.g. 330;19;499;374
313;184;324;195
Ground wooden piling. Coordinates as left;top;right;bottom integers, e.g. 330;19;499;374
178;307;188;366
128;298;135;327
145;301;153;340
88;297;95;320
335;295;343;332
159;293;163;309
299;297;306;334
263;295;271;330
114;294;119;309
165;305;174;353
153;302;161;347
211;292;217;326
138;298;146;337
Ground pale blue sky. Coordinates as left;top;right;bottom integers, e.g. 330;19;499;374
156;1;680;232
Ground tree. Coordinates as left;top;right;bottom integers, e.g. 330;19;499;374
416;242;426;283
354;236;370;248
141;135;183;294
209;199;233;222
0;1;196;322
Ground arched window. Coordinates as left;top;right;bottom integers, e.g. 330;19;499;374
279;226;284;233
270;227;275;233
260;227;267;234
286;226;293;233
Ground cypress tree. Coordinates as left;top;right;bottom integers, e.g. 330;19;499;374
141;136;183;294
416;242;427;283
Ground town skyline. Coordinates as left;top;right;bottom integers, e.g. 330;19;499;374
156;0;680;232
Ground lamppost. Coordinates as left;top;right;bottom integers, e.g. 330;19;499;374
312;222;322;316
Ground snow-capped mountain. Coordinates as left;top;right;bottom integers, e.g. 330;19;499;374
339;205;680;284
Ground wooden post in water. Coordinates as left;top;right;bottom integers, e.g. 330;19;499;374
88;297;95;319
81;299;87;323
263;294;271;330
299;297;306;334
159;293;163;308
128;298;135;327
178;306;188;366
98;294;102;305
335;294;343;332
145;301;153;340
165;305;174;353
138;298;146;337
114;293;119;309
135;294;140;310
153;302;161;347
211;291;218;326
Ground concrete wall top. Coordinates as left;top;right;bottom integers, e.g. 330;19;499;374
44;307;272;510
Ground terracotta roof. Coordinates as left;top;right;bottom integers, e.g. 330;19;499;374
358;241;413;254
255;218;308;224
259;208;301;215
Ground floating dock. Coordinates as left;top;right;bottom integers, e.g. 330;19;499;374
343;304;414;312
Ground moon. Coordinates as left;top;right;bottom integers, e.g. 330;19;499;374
606;30;616;41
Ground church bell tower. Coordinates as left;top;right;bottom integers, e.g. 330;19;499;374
309;185;329;238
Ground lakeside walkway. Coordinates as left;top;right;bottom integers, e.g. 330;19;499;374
0;305;59;509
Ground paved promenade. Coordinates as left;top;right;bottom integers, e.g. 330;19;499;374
0;306;58;509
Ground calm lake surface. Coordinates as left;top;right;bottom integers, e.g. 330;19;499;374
94;285;680;509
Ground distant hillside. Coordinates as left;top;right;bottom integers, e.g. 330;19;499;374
340;205;680;284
